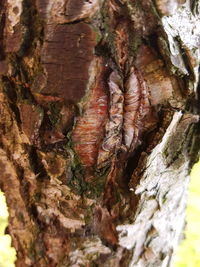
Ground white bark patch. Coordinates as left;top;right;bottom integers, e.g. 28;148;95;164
69;237;111;265
162;6;200;50
117;112;191;266
7;0;23;34
36;177;90;232
37;206;85;232
156;0;179;16
162;3;200;89
135;111;183;194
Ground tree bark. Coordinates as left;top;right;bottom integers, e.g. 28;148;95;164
0;0;200;266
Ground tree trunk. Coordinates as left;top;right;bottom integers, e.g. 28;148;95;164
0;0;200;266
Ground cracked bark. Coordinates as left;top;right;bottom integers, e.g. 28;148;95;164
0;0;200;266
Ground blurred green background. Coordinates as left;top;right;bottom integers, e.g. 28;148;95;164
0;193;16;267
174;161;200;267
0;161;200;266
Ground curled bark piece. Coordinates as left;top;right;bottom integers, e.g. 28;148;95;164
72;58;108;167
97;70;123;167
123;67;151;152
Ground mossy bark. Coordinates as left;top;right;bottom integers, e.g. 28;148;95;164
0;0;200;266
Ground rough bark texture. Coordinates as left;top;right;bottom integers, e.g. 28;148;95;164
0;0;200;266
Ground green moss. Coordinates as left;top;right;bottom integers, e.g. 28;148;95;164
84;206;94;225
90;24;102;45
65;134;110;198
95;164;110;177
162;193;168;204
95;32;102;44
86;177;107;199
64;134;87;195
129;35;142;56
98;3;116;60
47;102;62;127
150;0;162;18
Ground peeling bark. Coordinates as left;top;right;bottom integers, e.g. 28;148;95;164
0;0;200;266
